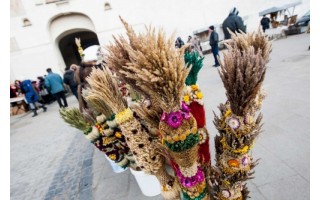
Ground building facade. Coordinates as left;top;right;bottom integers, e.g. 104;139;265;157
10;0;309;82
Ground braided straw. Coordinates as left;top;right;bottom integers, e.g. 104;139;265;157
154;165;181;200
169;144;199;168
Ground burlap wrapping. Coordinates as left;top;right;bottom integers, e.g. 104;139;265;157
169;144;199;168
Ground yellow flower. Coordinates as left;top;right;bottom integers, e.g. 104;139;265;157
115;132;122;138
224;109;232;118
191;85;199;91
179;133;187;141
115;108;133;124
109;154;116;160
103;137;109;145
196;92;203;99
183;95;190;103
233;145;249;154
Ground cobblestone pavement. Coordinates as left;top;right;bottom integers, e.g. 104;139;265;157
10;33;310;200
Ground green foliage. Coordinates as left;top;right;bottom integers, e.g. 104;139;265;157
184;51;204;85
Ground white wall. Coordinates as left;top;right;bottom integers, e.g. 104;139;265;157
10;0;310;82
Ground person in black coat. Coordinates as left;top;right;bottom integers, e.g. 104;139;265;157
222;7;246;40
209;25;220;67
63;64;79;100
175;37;185;48
260;15;271;32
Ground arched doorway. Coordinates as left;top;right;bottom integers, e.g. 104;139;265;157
58;31;99;69
48;13;99;71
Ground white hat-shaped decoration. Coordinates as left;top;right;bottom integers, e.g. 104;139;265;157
82;45;102;64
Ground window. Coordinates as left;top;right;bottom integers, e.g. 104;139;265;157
104;2;112;10
22;18;31;27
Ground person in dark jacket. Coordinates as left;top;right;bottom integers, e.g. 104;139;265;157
209;25;220;67
20;79;47;117
175;37;185;48
260;15;271;32
222;7;246;40
63;64;79;100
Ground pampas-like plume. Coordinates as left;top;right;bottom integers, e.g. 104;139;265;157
105;16;190;113
218;30;271;116
84;66;127;113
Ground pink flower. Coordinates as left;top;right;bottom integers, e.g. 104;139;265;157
166;111;183;128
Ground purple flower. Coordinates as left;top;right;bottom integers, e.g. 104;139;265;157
181;102;190;112
166;111;183;128
181;111;191;120
242;155;249;166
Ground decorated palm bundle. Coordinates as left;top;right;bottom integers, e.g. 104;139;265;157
105;17;208;200
183;52;211;167
59;108;136;169
85;66;180;200
207;30;271;200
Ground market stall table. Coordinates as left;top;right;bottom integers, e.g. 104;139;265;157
10;95;29;116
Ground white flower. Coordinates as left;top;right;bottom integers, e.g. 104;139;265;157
222;190;231;198
96;114;106;123
228;117;240;129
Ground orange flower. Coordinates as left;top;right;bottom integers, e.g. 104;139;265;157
228;159;240;168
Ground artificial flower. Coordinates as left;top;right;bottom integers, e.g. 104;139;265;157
242;155;249;166
115;108;133;124
166;111;183;128
224;109;232;118
109;154;116;160
191;85;199;91
228;117;240;129
228;159;240;168
222;190;231;198
183;95;190;103
115;132;122;138
103;137;109;145
196;92;203;99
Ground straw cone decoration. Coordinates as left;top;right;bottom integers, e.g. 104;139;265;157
105;17;208;200
207;30;271;200
85;66;181;200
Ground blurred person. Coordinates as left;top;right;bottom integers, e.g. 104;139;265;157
45;68;68;108
14;80;22;96
209;25;220;67
191;35;203;57
63;64;79;100
20;79;47;117
37;76;51;104
260;15;271;32
222;7;246;40
10;84;17;98
175;37;185;48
